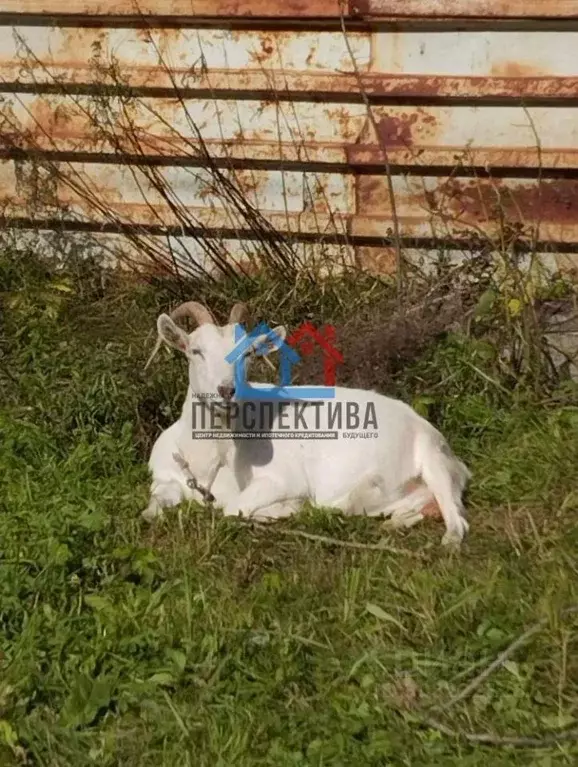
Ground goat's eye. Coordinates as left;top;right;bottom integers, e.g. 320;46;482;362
190;348;203;357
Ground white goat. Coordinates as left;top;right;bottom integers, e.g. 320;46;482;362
142;302;300;522
143;301;471;545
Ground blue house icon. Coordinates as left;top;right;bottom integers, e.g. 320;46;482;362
225;322;335;401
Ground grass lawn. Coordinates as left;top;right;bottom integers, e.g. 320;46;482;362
2;251;578;766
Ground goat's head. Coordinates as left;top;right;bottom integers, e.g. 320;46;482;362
147;301;286;410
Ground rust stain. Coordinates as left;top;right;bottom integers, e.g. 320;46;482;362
325;105;354;127
260;37;274;57
360;75;578;99
347;145;578;170
135;27;154;42
30;97;74;136
354;176;578;242
439;179;578;227
376;113;419;148
349;0;368;13
383;109;439;148
3;0;350;16
420;110;437;126
4;0;578;15
356;176;391;214
362;0;578;18
556;255;578;276
355;245;396;275
233;258;262;278
57;27;107;61
490;61;542;78
248;37;276;65
228;168;266;201
14;118;578;172
1;48;576;100
354;108;439;151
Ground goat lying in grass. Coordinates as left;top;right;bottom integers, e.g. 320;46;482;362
143;302;300;522
143;301;471;545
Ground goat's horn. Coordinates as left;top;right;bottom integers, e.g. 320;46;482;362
144;300;215;370
228;302;249;325
170;301;216;327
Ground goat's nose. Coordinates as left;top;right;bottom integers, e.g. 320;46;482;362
217;384;235;401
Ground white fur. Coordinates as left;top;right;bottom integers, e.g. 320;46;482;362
143;315;471;545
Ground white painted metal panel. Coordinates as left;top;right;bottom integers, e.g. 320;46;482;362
0;0;577;275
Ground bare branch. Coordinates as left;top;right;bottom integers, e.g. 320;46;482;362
338;1;403;298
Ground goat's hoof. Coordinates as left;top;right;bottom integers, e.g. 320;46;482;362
386;510;424;529
250;512;277;523
141;504;164;523
441;516;469;547
441;525;468;547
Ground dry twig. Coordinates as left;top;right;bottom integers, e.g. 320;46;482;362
416;603;578;748
253;523;416;557
438;604;578;712
417;717;578;749
338;1;403;296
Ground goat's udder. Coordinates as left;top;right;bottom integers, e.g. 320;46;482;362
403;478;443;520
420;498;443;519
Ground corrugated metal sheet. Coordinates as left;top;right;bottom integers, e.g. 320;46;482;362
0;1;577;276
2;28;578;97
3;162;578;243
4;96;578;167
361;1;578;17
3;0;578;18
0;0;348;16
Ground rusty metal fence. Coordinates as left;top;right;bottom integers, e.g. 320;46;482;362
0;1;578;278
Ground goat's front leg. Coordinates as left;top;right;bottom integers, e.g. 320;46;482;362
223;477;294;521
142;478;189;522
204;455;222;496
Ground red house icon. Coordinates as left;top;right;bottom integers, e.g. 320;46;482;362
286;322;344;386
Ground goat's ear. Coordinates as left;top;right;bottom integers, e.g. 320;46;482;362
157;314;190;354
252;325;287;356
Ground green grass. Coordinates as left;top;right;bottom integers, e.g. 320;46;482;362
1;252;578;766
